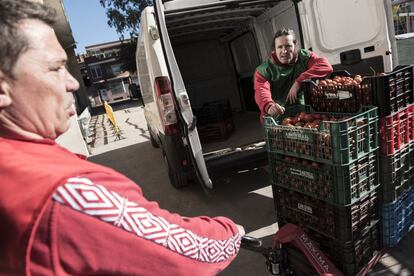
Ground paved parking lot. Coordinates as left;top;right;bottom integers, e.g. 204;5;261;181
88;101;413;275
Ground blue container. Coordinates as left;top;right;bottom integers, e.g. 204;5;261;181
381;186;414;247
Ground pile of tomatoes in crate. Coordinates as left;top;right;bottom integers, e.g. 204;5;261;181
318;74;364;87
306;74;373;113
280;111;350;128
268;111;368;161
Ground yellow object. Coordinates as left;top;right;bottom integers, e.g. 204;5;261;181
103;101;121;136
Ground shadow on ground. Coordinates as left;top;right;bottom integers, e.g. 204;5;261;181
90;99;143;116
89;140;414;276
90;141;275;275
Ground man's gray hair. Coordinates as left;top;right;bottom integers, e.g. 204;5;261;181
0;0;56;79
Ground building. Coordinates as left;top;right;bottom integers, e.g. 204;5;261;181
79;40;139;107
393;0;414;34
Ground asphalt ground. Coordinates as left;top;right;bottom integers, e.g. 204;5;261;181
88;101;414;275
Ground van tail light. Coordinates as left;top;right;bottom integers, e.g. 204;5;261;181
154;76;178;135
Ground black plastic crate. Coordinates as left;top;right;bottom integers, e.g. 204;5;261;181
270;150;379;205
303;71;373;113
294;223;381;276
380;141;414;202
198;117;234;143
374;65;414;117
193;99;232;125
274;186;379;241
303;65;414;117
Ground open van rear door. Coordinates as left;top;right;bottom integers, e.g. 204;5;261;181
299;0;394;74
153;0;212;190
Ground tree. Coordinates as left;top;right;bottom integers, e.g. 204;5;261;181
99;0;153;73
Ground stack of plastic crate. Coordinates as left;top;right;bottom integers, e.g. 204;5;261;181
375;67;414;247
192;99;234;143
264;105;380;275
303;65;414;248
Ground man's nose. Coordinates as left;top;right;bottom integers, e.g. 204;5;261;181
66;70;80;93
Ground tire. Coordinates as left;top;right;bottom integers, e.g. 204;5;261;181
163;153;189;189
148;127;159;148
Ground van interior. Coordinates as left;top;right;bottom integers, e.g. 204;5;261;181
162;0;299;153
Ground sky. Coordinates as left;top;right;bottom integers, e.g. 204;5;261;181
62;0;129;54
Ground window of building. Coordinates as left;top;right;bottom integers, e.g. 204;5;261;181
90;65;102;79
111;64;122;75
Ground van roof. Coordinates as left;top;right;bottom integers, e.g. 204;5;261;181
162;0;280;40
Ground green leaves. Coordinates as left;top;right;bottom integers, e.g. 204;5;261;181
99;0;152;73
99;0;152;38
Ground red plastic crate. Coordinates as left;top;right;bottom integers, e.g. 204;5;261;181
379;104;414;155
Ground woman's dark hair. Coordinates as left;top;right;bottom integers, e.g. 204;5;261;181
0;0;56;79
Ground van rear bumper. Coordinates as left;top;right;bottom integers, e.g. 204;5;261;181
205;142;268;178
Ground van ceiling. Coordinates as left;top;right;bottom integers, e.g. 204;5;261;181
163;0;281;40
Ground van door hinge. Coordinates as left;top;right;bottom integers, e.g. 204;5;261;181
182;136;188;145
188;116;197;131
179;93;190;109
150;25;159;40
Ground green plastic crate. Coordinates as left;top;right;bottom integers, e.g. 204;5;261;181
264;105;378;165
270;150;379;206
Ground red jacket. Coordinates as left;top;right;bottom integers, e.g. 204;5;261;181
254;51;333;118
0;138;240;275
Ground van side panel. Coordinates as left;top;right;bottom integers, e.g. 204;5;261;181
229;32;261;112
173;40;241;110
254;1;299;61
137;7;170;135
299;0;393;73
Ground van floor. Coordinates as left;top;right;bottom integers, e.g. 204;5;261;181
201;111;264;153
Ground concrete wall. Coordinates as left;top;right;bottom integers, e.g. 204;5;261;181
55;113;90;156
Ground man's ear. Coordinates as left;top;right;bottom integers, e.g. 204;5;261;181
0;70;12;108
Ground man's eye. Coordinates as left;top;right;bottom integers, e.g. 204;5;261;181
51;66;63;72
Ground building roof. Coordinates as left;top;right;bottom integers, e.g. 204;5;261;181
85;39;131;51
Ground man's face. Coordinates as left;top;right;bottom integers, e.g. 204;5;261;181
275;34;296;65
2;19;79;139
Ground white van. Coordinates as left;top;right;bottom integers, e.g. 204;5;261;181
136;0;396;189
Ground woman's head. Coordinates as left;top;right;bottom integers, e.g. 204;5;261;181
272;28;298;65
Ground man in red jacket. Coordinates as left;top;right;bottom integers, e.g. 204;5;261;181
254;28;333;119
0;1;244;275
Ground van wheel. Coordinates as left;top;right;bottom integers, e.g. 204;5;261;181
149;128;159;148
163;153;189;189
